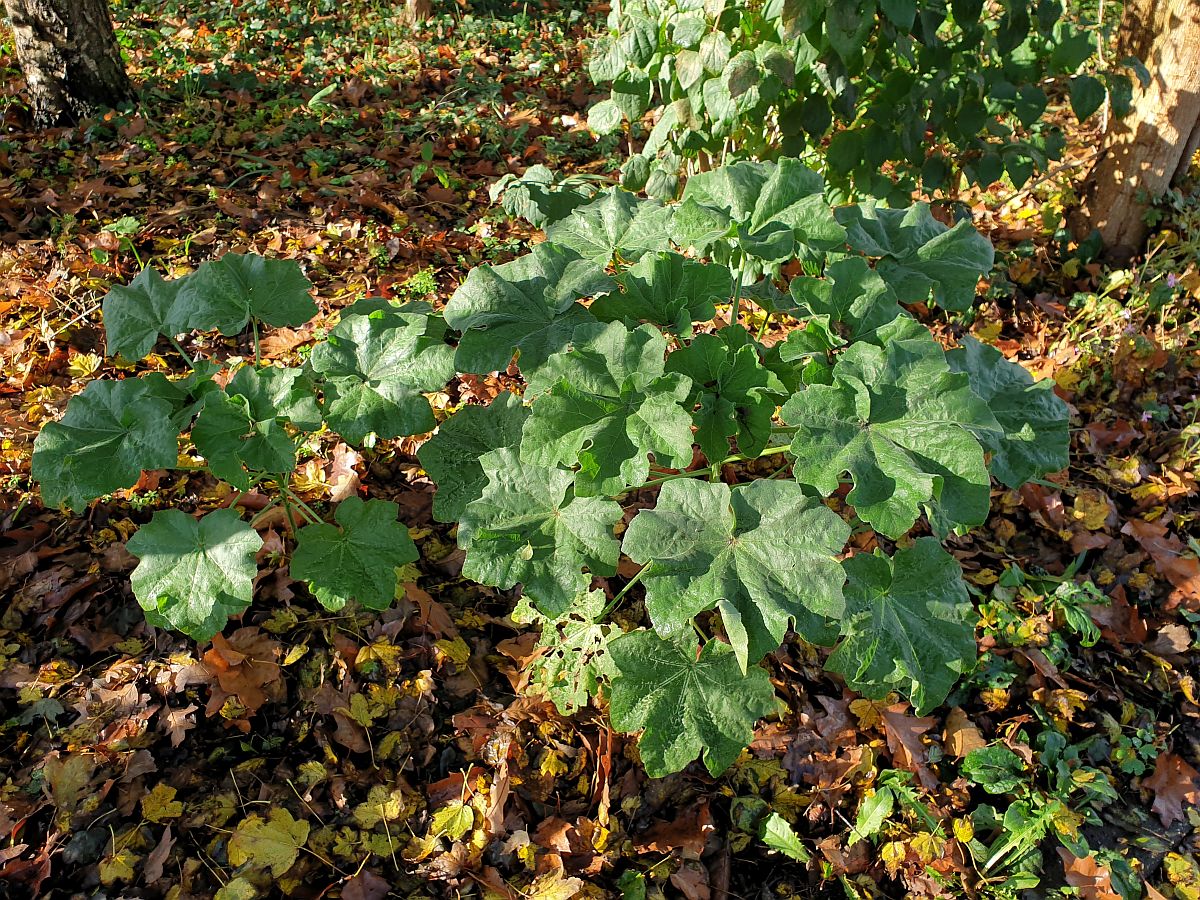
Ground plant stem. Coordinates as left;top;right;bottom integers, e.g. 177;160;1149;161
601;562;651;618
617;468;708;496
719;444;792;466
169;336;197;369
729;269;744;326
252;319;262;366
281;485;323;525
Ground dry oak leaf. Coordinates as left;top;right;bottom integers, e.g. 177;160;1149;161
943;707;987;759
1058;847;1121;900
881;706;938;790
1142;751;1200;826
1122;519;1200;608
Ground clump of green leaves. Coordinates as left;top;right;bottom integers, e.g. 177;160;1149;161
586;0;1139;202
32;157;1069;781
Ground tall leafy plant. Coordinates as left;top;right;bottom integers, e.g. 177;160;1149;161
586;0;1135;203
32;158;1069;779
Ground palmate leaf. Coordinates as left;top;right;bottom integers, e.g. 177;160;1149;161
416;392;529;523
309;307;454;444
782;317;999;539
947;337;1069;488
521;322;695;497
835;203;994;311
591;251;733;335
126;508;262;640
665;327;784;462
443;243;612;376
544;188;675;264
608;630;778;778
31;379;179;511
191;371;303;491
290;497;417;611
622;479;850;670
102;267;190;360
826;538;976;715
458;448;621;617
787;256;907;344
680;158;846;259
182;253;317;334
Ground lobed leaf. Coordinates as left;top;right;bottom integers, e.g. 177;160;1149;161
309;307;454;444
290;497;417;611
102;267;190;361
947;337;1070;488
182;253;317;334
31;379;179;512
622;478;850;670
126;508;262;641
443;242;611;376
591;251;732;335
520;322;695;497
608;630;777;777
417;392;529;523
836;203;994;311
782;317;998;538
458;448;621;617
545;188;675;265
664;327;783;462
826;538;975;715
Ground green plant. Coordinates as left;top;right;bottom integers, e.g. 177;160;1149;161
586;0;1138;202
31;157;1069;779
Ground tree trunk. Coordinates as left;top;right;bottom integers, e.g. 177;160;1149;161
399;0;431;26
3;0;133;128
1085;0;1200;261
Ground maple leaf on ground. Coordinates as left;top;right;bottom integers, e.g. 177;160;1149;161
200;628;283;718
1142;751;1200;826
227;808;309;877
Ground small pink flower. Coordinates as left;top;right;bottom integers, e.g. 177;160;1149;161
1167;273;1179;288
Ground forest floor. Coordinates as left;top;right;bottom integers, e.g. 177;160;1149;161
1;2;1199;899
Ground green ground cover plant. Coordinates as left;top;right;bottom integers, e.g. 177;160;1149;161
32;156;1069;779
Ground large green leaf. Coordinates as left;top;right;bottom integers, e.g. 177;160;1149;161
520;322;695;497
665;327;783;462
680;158;845;258
443;243;611;376
126;507;262;640
182;253;317;334
782;317;998;538
835;203;994;311
102;267;190;360
788;256;907;344
458;448;621;617
826;538;975;715
31;379;179;511
591;251;733;334
290;497;417;611
608;630;778;777
226;365;323;431
947;337;1069;488
622;478;850;669
544;189;675;264
416;392;529;523
308;308;454;444
191;390;298;490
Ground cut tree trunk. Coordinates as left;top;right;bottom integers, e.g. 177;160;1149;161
1085;0;1200;261
3;0;133;128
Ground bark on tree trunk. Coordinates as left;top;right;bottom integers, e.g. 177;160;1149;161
1085;0;1200;261
3;0;133;128
399;0;432;26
